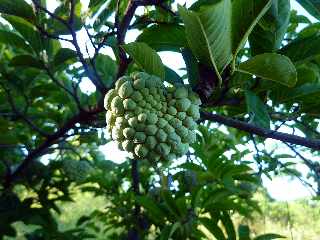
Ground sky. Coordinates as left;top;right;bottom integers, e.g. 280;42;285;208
42;0;319;201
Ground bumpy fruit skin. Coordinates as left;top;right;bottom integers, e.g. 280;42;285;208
104;72;201;163
62;160;92;182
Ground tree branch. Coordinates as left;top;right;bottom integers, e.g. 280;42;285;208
1;84;49;137
201;111;320;150
4;106;103;188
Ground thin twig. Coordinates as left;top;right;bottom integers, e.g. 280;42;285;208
201;111;320;150
1;84;49;137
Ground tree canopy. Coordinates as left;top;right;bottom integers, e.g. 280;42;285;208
1;0;320;239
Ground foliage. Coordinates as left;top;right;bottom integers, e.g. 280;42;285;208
0;0;320;239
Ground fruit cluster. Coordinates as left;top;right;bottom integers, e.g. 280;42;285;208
104;72;201;163
62;159;92;182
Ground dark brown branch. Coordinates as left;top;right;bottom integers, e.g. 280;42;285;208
201;111;320;150
1;84;49;137
4;107;103;188
35;25;72;42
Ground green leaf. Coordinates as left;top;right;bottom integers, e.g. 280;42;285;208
221;211;236;240
232;0;272;57
0;0;35;22
161;189;181;219
249;0;291;55
48;1;83;35
178;2;232;82
181;48;199;88
297;0;320;20
95;54;118;88
92;3;115;31
254;233;286;240
169;222;181;238
10;55;44;69
135;196;166;223
164;66;183;85
238;225;251;240
0;30;32;52
278;35;320;63
53;48;78;68
4;15;46;53
245;91;270;129
136;24;187;52
270;83;320;102
122;42;165;79
238;53;297;87
200;217;226;240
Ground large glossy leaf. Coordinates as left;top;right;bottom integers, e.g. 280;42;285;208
297;0;320;20
164;66;183;85
278;34;320;63
238;53;297;87
178;1;232;80
232;0;272;56
0;0;35;23
136;24;187;52
53;48;78;68
10;55;44;69
270;83;320;103
122;42;165;79
245;91;270;129
95;54;118;87
0;30;32;52
249;0;291;55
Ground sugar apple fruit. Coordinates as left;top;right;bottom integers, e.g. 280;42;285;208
104;72;201;163
62;159;93;182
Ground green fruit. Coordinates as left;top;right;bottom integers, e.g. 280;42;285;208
104;89;117;110
157;118;167;128
188;91;202;105
123;127;135;139
156;143;171;156
104;72;201;163
187;104;200;120
135;144;149;158
164;124;175;134
146;125;158;135
156;129;167;142
177;112;186;121
133;78;146;90
115;76;131;90
118;81;134;99
176;98;191;112
123;99;136;110
128;117;138;128
174;86;188;99
134;132;146;143
122;140;135;151
146;136;157;149
138;113;147;123
168;106;177;116
131;91;143;102
111;96;124;115
146;113;158;125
